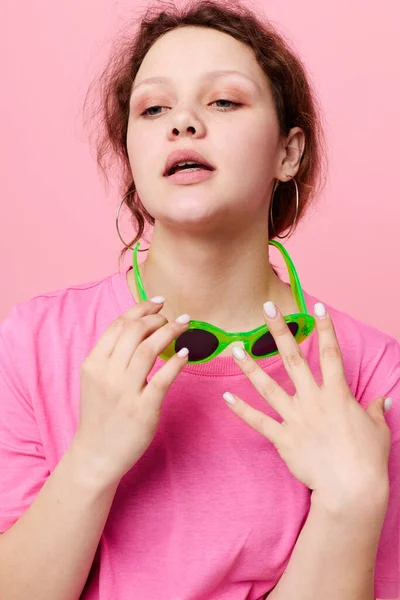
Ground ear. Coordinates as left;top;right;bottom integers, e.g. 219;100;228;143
276;127;305;180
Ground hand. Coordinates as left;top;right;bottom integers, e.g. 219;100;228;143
223;302;392;512
73;299;190;487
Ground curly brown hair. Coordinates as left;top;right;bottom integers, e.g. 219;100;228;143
84;0;327;259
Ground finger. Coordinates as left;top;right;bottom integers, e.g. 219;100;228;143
144;348;189;409
109;313;169;369
263;301;318;396
128;315;192;389
89;300;165;360
313;303;346;389
223;391;283;447
231;347;293;421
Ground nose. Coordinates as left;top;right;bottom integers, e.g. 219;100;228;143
167;109;206;140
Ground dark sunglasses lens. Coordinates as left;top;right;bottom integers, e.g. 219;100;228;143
175;329;219;362
252;322;299;357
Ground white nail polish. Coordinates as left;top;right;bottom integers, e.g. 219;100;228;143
232;346;246;360
263;301;277;319
150;296;165;304
176;313;191;324
384;398;393;413
223;392;236;405
177;347;189;358
314;302;326;318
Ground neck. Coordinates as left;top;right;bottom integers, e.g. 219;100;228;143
127;224;298;333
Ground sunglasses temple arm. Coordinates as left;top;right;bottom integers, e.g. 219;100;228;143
133;242;148;302
269;241;308;314
133;239;308;315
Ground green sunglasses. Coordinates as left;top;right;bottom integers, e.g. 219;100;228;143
132;240;315;364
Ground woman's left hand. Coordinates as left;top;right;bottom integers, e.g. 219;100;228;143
223;301;392;512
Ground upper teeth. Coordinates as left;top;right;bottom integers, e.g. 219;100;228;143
175;161;199;167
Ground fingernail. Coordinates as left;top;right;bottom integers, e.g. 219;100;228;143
176;313;191;324
314;302;326;318
384;397;393;413
223;392;236;405
263;301;277;319
232;346;246;360
177;347;189;358
150;296;165;304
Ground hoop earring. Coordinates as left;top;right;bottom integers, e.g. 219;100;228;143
116;191;150;252
270;176;299;240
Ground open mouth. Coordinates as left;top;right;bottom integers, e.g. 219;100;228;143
166;161;214;176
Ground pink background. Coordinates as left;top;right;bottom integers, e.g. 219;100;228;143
1;0;399;346
0;3;399;598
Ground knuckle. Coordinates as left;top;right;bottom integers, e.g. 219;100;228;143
149;372;170;396
135;340;155;361
245;360;259;376
246;407;267;434
81;356;96;374
285;350;305;369
318;318;332;331
150;375;168;394
113;316;126;328
142;313;168;328
125;318;146;335
272;324;289;338
154;314;169;327
150;355;185;394
260;380;278;399
321;344;341;361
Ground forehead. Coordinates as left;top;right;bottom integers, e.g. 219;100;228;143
133;26;269;91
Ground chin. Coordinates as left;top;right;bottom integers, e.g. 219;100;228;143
146;186;240;229
158;191;219;217
157;205;224;232
164;211;217;230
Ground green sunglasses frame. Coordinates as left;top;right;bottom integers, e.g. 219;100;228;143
132;240;315;364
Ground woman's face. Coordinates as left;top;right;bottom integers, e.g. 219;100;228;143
127;26;289;234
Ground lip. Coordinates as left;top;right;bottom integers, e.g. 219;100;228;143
165;168;216;185
163;149;215;177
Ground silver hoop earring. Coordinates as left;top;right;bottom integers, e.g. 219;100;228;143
116;191;149;252
270;176;299;240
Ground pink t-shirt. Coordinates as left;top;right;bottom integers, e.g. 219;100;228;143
0;266;399;600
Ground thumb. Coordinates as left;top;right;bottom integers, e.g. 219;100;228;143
365;396;392;424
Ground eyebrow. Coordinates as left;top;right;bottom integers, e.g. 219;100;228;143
131;69;262;93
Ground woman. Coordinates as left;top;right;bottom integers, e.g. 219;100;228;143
0;1;399;599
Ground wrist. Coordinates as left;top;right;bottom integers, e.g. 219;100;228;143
311;484;389;523
66;437;122;494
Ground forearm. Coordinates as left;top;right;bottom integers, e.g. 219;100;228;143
0;440;120;600
268;492;388;600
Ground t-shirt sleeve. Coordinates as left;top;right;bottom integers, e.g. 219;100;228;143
357;335;400;600
0;304;50;532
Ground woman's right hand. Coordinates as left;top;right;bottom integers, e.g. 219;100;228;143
72;299;191;487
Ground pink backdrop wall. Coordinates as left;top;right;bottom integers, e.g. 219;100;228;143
1;0;399;344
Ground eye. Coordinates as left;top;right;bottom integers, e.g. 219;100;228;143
140;105;169;117
139;98;241;118
210;99;241;110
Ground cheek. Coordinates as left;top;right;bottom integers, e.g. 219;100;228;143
220;117;279;172
126;126;156;181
